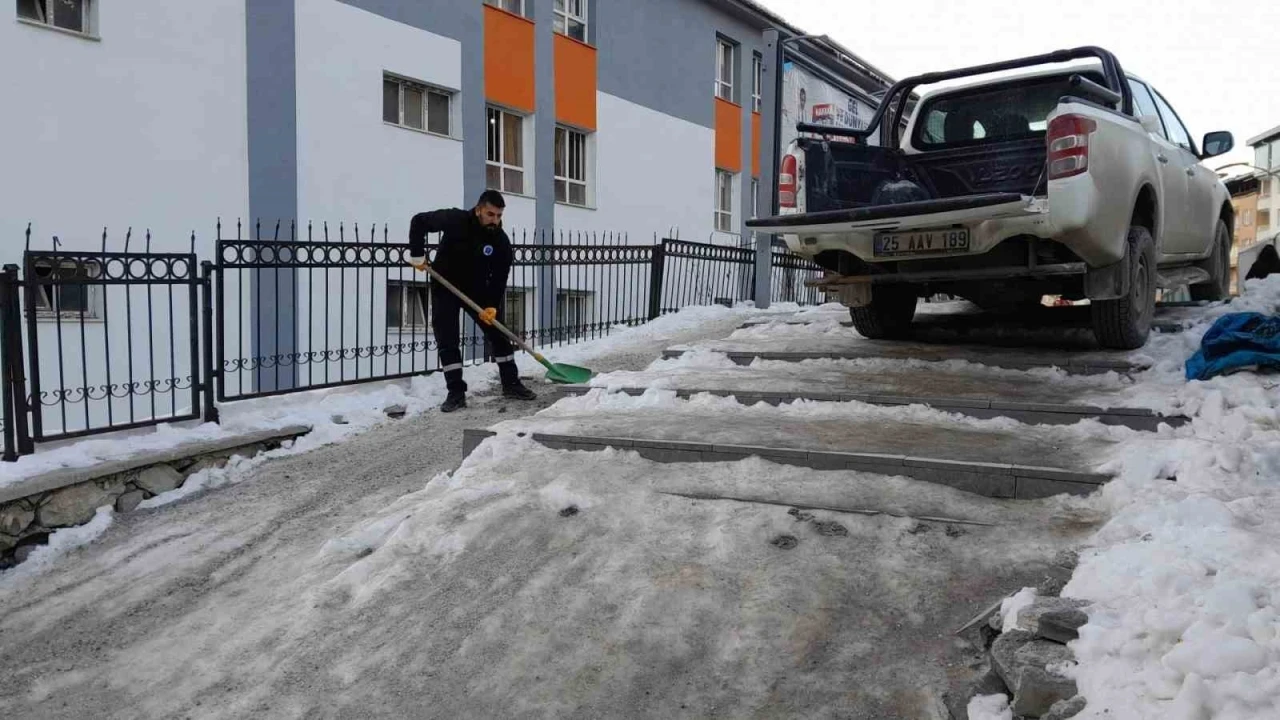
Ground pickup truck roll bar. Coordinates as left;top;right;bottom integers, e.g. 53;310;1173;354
798;47;1132;148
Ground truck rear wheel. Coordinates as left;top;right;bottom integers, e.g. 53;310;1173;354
1091;226;1155;350
1190;219;1231;301
849;285;917;339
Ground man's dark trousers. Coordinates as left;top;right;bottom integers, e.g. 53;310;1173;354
428;284;519;394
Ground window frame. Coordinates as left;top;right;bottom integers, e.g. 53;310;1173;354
29;259;103;321
554;126;591;208
751;53;763;113
483;0;525;16
553;0;588;43
1127;79;1168;140
715;39;736;102
715;169;735;233
554;289;593;341
383;73;454;138
16;0;96;38
1149;86;1198;156
486;106;529;195
385;279;430;332
503;288;529;339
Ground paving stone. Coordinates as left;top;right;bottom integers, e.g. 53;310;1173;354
991;630;1077;717
115;490;147;513
135;465;184;495
0;504;35;536
1015;477;1103;499
38;483;122;528
904;457;1012;475
909;468;1016;498
1044;695;1087;720
1012;465;1108;484
1015;597;1091;644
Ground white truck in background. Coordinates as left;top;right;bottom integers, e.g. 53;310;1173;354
747;47;1235;349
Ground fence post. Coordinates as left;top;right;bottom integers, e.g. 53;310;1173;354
648;240;667;320
200;261;220;424
1;264;32;457
1;266;17;461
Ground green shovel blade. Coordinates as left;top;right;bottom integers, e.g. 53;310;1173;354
544;363;595;385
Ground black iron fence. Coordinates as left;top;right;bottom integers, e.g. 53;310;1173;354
1;226;824;460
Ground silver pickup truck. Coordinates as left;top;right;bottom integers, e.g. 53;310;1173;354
747;47;1235;349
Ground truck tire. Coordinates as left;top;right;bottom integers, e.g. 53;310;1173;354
849;285;917;339
1190;219;1231;301
1091;226;1155;350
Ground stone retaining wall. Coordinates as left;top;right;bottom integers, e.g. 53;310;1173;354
0;426;310;570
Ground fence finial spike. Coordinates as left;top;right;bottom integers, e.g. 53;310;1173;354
145;229;152;253
190;230;196;254
383;224;388;244
25;222;32;252
236;218;242;241
125;227;133;253
308;220;313;242
273;219;281;241
52;235;61;251
102;226;109;253
323;221;329;242
216;217;222;240
255;219;261;241
290;219;296;242
355;221;360;243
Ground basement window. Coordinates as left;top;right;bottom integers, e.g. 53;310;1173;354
17;0;95;37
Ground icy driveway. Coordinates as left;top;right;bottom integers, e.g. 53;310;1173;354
0;432;1100;719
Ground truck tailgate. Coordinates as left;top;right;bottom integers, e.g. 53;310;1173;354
746;193;1040;235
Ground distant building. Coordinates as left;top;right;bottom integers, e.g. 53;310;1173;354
1225;173;1260;294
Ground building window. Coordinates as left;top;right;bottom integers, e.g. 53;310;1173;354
1245;209;1255;227
715;169;735;232
17;0;92;35
30;259;101;320
751;178;759;218
383;74;452;137
504;289;528;338
1262;180;1271;198
751;54;763;113
386;280;428;330
715;39;736;102
555;127;589;207
487;107;526;195
1260;210;1272;230
555;290;592;341
553;0;587;43
484;0;524;15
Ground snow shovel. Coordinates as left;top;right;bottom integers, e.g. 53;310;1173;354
412;263;595;385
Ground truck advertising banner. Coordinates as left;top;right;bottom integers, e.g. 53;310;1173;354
779;59;878;153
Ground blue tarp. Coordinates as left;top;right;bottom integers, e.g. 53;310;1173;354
1185;312;1280;381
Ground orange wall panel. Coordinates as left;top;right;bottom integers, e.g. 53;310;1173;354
751;112;761;178
554;35;597;130
715;98;742;173
484;6;535;112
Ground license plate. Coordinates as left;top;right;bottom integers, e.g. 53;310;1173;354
873;229;971;257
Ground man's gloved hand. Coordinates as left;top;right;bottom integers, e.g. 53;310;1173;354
408;254;429;271
478;307;497;326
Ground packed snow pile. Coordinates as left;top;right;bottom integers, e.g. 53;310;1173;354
1058;277;1280;720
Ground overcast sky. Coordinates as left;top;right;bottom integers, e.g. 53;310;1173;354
756;0;1276;171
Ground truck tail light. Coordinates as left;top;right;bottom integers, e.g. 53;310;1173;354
1047;114;1097;180
779;154;798;208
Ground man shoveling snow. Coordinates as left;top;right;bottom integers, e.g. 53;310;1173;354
407;190;538;412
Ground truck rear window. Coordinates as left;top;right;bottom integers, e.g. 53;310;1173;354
913;72;1108;150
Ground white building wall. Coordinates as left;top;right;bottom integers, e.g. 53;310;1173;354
292;0;472;385
0;1;248;434
554;92;716;245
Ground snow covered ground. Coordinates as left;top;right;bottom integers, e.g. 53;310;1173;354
4;279;1280;719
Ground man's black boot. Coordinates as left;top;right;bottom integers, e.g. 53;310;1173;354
440;391;467;413
502;382;537;401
